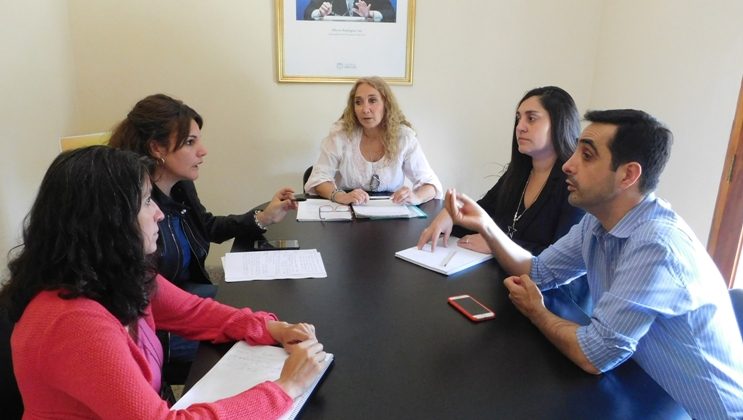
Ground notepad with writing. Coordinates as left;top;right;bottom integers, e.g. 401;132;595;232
222;250;327;281
395;236;493;276
172;341;333;419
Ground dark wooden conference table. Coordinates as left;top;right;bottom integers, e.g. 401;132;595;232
185;200;689;419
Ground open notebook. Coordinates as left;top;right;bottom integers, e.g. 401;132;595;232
395;236;493;276
172;342;333;419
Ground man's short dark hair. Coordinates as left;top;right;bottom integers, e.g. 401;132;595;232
584;109;673;193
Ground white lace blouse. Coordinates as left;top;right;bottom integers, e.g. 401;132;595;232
305;122;443;198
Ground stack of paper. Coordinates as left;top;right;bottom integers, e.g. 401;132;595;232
352;199;426;219
395;237;493;276
172;341;334;419
297;199;352;222
222;250;327;282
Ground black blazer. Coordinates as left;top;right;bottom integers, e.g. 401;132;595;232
153;181;265;287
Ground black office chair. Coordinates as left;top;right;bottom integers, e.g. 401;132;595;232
730;288;743;337
302;166;313;194
1;307;23;419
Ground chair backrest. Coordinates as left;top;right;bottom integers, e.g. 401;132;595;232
302;166;313;194
1;308;23;419
59;132;111;152
730;288;743;337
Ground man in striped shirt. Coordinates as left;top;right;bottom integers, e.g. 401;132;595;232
441;109;743;418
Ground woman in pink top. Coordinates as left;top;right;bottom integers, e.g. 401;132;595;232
0;146;326;419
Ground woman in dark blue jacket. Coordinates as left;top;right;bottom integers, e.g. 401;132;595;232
109;93;298;365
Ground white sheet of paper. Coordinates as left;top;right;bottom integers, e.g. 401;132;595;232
395;237;493;275
172;342;333;420
222;249;327;282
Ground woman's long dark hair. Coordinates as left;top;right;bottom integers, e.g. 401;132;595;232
108;93;203;162
0;146;156;325
497;86;580;203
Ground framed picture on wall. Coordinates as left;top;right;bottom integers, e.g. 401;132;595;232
276;0;415;84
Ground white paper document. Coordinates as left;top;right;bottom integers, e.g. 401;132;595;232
395;237;493;276
172;341;334;419
352;199;426;219
297;199;352;222
222;250;327;282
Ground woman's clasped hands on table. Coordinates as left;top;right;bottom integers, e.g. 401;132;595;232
390;185;427;205
331;188;371;205
266;320;316;348
331;184;427;206
267;321;327;399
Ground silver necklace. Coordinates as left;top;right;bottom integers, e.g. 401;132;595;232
508;174;531;238
369;161;381;191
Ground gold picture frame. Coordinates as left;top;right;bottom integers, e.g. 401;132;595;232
276;0;416;84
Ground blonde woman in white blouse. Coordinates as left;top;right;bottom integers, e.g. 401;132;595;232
305;76;443;205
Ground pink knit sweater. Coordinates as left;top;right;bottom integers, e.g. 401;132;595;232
12;275;293;419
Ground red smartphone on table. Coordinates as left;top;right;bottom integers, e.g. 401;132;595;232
448;294;495;322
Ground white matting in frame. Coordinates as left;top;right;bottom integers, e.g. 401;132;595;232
277;0;415;84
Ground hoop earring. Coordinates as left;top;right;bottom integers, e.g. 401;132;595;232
158;157;166;165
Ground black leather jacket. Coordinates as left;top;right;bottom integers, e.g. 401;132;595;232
152;181;265;287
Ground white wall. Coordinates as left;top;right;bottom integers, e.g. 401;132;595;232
588;0;743;243
0;1;75;279
64;0;603;266
1;0;741;271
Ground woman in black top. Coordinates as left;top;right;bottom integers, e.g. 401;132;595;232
455;86;584;254
418;86;590;311
109;93;298;364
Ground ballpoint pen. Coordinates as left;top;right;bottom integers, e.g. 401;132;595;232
441;250;457;267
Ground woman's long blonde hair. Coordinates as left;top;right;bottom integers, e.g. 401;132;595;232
339;76;411;161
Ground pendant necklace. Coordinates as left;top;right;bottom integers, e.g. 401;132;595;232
369;161;381;191
363;132;384;191
508;173;531;238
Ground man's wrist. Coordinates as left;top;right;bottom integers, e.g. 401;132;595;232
528;305;552;327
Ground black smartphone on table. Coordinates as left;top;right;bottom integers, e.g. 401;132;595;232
253;239;300;250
